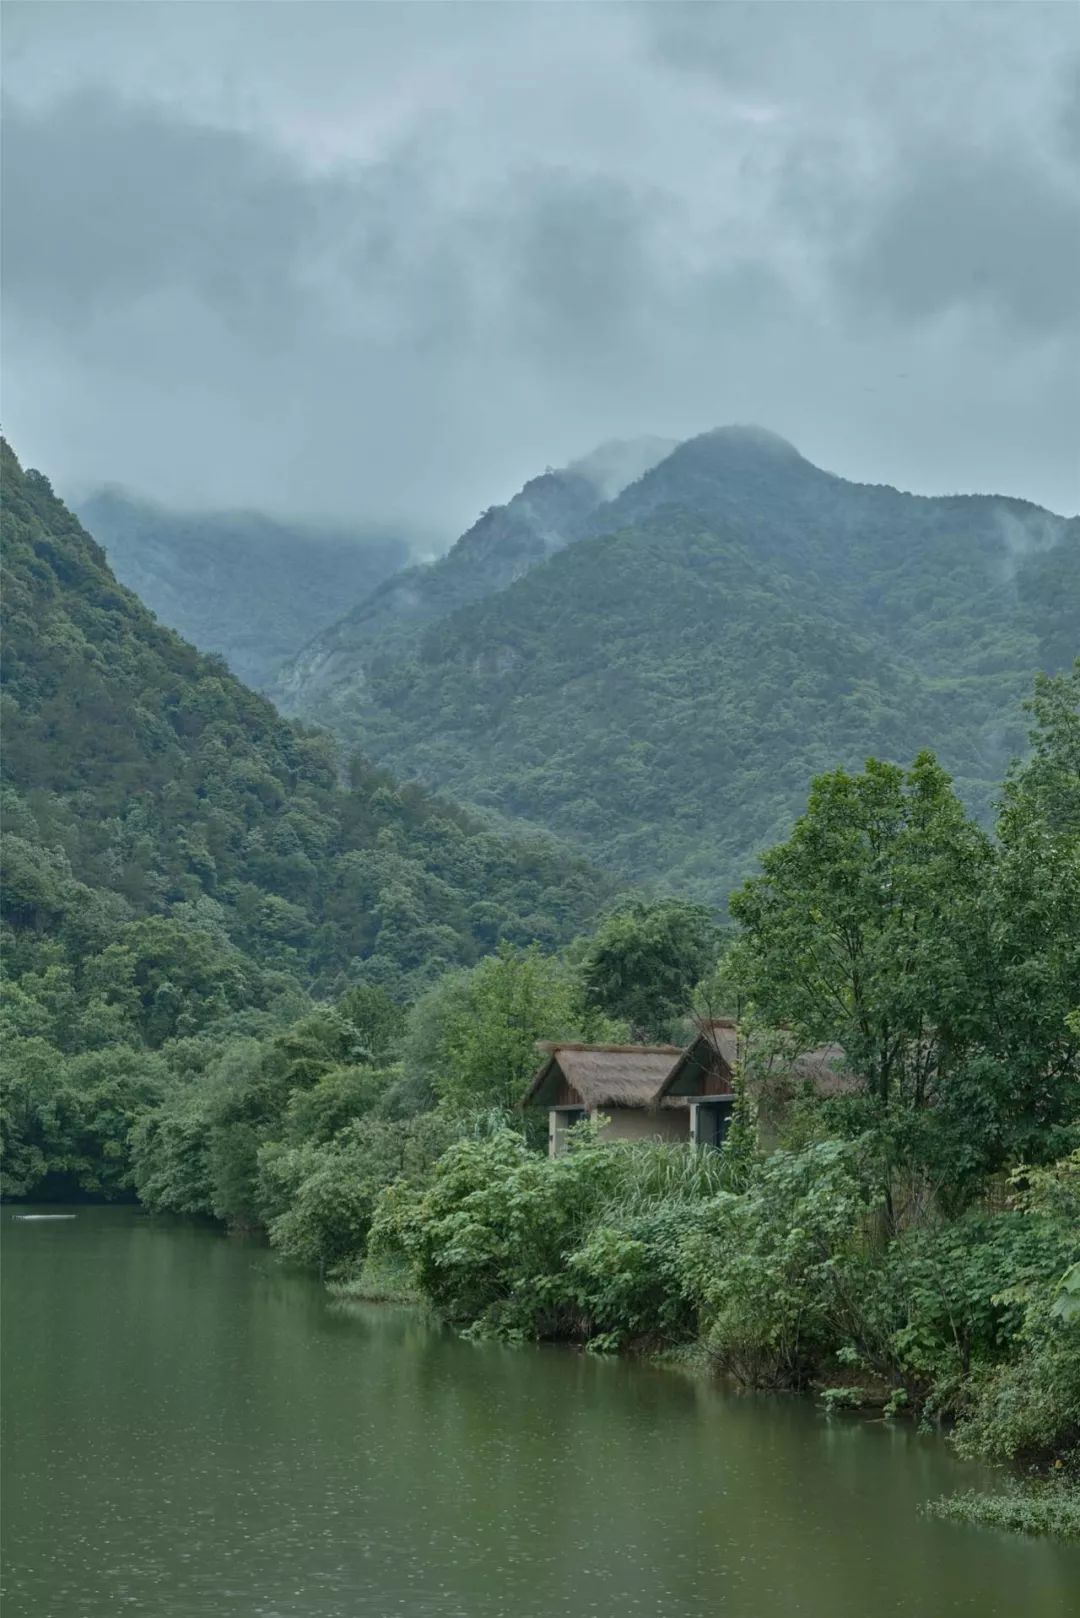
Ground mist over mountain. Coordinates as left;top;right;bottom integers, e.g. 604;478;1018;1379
276;425;1078;903
76;489;416;692
273;435;672;714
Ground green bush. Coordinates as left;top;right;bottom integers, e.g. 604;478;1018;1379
266;1112;462;1275
950;1155;1080;1466
679;1140;871;1388
374;1128;616;1334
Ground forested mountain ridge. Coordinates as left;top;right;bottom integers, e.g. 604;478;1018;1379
589;427;1077;675
76;488;412;691
272;436;673;715
274;426;1079;903
0;441;615;1009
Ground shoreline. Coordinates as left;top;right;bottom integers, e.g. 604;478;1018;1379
325;1252;1080;1543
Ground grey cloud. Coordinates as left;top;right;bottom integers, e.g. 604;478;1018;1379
1;91;456;347
841;145;1080;333
1057;57;1080;165
2;92;321;330
500;171;668;360
1;2;1078;527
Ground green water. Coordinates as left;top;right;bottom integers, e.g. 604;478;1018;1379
3;1207;1078;1617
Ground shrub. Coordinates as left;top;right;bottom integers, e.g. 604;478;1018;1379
949;1155;1080;1466
374;1127;623;1335
265;1111;462;1274
679;1140;871;1388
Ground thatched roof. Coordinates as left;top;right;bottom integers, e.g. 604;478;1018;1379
659;1024;857;1100
659;1020;738;1098
789;1043;855;1095
523;1043;683;1110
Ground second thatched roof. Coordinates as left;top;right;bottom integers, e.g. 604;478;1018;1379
522;1042;684;1110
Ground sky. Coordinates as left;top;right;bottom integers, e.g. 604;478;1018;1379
2;0;1079;536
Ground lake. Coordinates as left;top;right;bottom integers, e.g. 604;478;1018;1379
3;1205;1078;1617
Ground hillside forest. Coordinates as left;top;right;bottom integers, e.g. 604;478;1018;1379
276;427;1079;904
1;438;1078;1537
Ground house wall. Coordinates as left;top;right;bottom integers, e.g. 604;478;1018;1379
549;1106;586;1157
548;1104;691;1156
592;1107;689;1145
701;1063;734;1096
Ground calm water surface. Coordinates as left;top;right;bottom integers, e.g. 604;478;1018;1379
3;1205;1079;1617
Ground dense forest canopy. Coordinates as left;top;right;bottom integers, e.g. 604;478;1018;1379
0;439;615;1129
276;427;1079;904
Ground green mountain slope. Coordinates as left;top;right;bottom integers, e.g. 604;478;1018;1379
277;428;1078;903
0;442;614;1004
272;436;672;716
76;488;412;691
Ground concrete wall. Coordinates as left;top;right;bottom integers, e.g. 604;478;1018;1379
548;1105;691;1155
592;1107;689;1145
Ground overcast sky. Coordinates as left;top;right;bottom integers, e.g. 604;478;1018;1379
3;1;1078;534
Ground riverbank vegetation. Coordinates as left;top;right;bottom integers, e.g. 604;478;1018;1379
22;666;1079;1528
1;447;1077;1536
5;675;1080;1527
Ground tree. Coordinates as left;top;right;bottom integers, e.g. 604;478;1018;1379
970;666;1080;1162
412;944;588;1115
730;754;991;1109
581;899;719;1041
336;983;406;1062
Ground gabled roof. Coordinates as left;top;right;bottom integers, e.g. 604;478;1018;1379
658;1020;738;1098
657;1023;855;1100
522;1043;683;1110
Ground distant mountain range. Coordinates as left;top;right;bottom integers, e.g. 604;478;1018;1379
75;489;414;691
270;425;1078;904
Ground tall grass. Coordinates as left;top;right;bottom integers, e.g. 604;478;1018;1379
600;1140;730;1217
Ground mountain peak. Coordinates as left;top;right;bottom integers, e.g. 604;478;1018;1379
685;424;805;462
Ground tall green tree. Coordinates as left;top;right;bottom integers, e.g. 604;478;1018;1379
729;753;991;1111
581;899;719;1040
971;666;1080;1162
411;944;592;1115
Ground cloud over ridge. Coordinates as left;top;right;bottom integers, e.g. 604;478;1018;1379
2;1;1078;526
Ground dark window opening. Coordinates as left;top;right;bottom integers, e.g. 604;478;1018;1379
698;1099;733;1149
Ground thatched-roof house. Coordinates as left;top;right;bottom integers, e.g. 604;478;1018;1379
657;1020;854;1146
523;1026;861;1158
656;1020;740;1148
523;1042;685;1156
